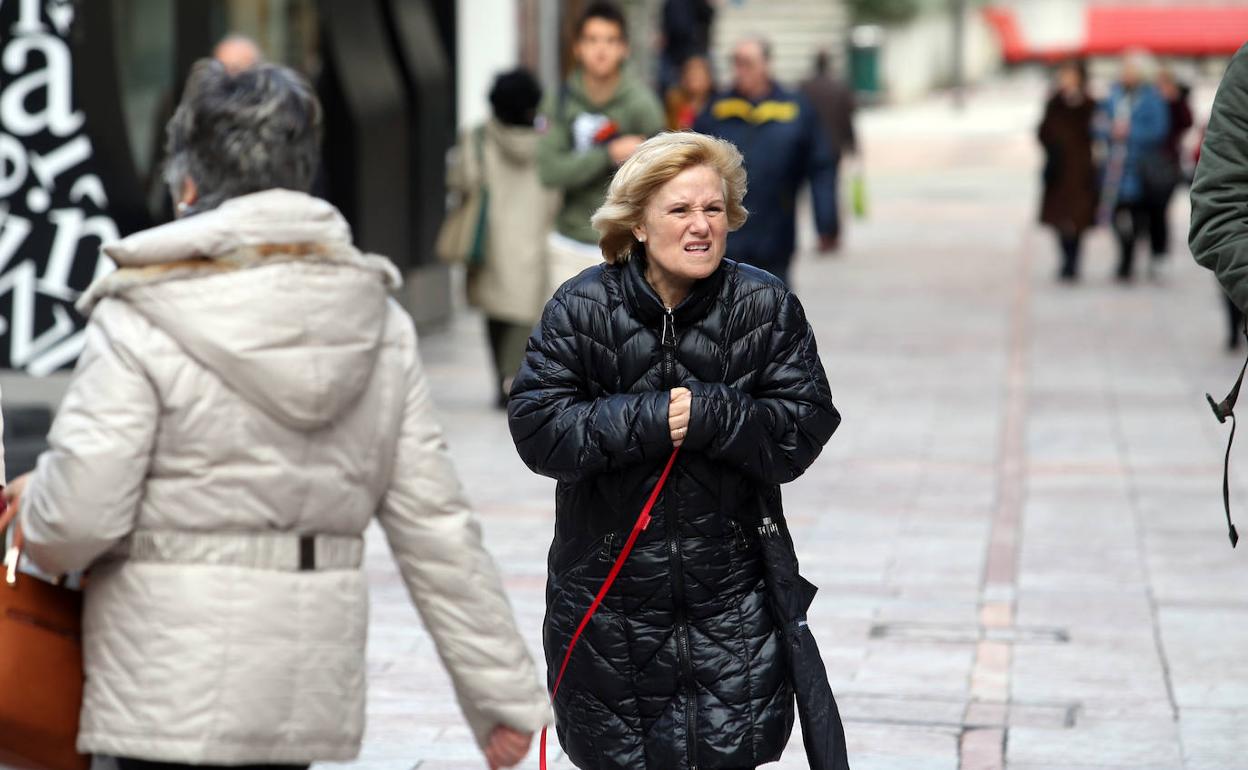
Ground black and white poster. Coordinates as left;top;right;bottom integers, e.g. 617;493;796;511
0;0;118;375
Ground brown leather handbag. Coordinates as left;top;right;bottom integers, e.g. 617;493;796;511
0;504;89;770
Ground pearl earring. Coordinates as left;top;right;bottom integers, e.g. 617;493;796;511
638;235;646;242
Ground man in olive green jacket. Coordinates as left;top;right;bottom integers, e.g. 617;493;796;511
1191;44;1248;312
539;1;664;288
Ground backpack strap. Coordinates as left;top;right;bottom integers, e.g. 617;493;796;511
1207;316;1248;547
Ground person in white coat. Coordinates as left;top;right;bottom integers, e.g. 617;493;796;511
459;68;559;407
6;60;548;770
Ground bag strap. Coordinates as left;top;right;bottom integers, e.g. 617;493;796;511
540;447;681;770
1207;317;1248;547
472;124;487;189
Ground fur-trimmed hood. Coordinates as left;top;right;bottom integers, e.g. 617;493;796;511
82;189;403;430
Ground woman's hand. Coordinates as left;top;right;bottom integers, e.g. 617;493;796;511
484;725;533;769
4;473;30;512
669;387;692;447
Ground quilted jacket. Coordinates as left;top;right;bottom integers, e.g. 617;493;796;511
18;189;550;764
508;256;840;769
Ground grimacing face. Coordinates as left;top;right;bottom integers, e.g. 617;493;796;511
575;18;628;81
633;164;729;286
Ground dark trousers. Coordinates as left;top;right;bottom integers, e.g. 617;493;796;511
117;760;308;770
486;318;531;405
1113;202;1161;279
1055;230;1083;279
1147;198;1171;257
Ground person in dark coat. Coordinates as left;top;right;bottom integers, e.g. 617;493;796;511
800;50;858;251
508;131;841;770
800;50;858;161
694;37;839;285
1038;59;1098;281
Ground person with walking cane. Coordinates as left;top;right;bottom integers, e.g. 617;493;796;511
508;131;849;769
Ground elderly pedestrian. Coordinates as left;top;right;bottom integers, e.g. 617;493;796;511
1038;59;1098;281
1099;50;1170;282
508;131;843;769
7;60;547;770
695;37;839;285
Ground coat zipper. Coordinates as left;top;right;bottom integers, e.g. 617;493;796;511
662;307;676;385
662;307;698;769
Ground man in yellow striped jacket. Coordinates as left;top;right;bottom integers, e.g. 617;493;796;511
695;37;840;286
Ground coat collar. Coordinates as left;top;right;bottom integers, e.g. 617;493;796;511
621;254;725;328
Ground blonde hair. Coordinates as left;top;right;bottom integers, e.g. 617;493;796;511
591;132;748;263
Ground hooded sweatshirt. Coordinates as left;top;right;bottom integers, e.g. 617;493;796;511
537;67;665;245
19;189;550;764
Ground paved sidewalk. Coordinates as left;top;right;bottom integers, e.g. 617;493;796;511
349;79;1248;770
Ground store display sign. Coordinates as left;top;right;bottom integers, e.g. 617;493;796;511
0;0;117;375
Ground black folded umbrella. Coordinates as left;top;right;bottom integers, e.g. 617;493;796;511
757;514;851;770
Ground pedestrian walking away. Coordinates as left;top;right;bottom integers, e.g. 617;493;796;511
1097;50;1171;282
537;1;665;293
453;68;559;407
1038;59;1098;282
508;131;847;770
800;49;859;248
695;37;839;285
6;60;548;770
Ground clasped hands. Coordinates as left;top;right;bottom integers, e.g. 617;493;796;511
670;387;691;447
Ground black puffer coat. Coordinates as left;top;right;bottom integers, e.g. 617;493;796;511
508;257;840;770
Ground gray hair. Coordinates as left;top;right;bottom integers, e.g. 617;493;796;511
164;59;322;214
735;36;773;63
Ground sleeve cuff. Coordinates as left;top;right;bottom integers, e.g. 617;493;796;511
684;381;720;451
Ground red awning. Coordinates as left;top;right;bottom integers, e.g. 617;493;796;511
1086;6;1248;56
984;5;1248;62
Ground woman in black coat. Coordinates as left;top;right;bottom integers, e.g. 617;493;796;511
1038;59;1098;281
508;132;841;769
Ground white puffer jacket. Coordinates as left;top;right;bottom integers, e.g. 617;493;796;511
18;189;550;764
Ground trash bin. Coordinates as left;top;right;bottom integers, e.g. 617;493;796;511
849;25;884;100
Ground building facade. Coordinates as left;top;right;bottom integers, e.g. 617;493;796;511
0;0;458;377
